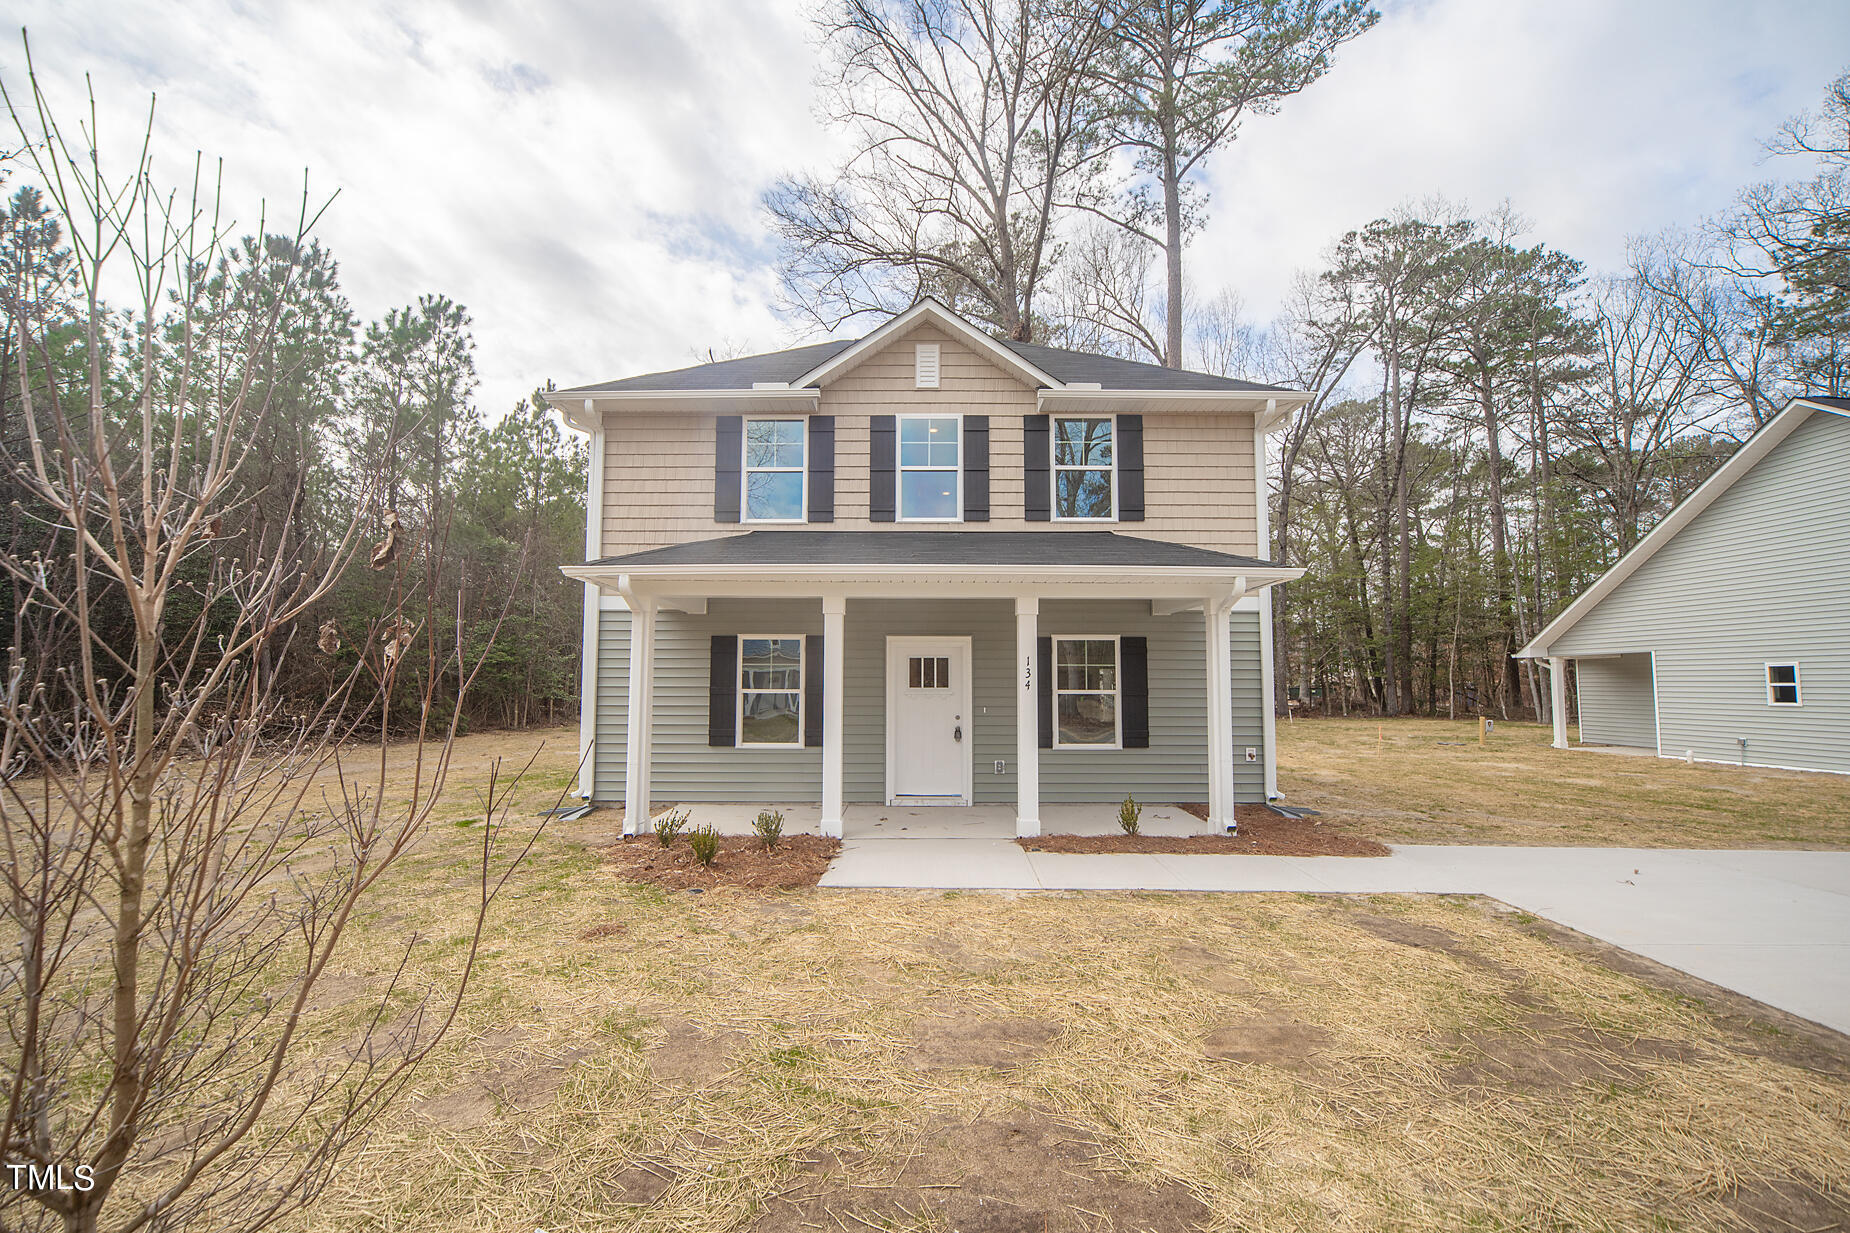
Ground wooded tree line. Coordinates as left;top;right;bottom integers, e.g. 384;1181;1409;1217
770;0;1848;721
0;185;587;736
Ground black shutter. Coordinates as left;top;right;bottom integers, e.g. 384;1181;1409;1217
807;416;835;523
708;635;737;747
963;415;989;521
1121;636;1149;748
714;416;742;522
870;415;897;522
1117;414;1144;522
1024;414;1050;521
804;634;824;747
1037;635;1053;749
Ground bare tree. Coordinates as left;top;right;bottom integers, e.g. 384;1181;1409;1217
767;0;1106;339
0;61;549;1233
1080;0;1377;365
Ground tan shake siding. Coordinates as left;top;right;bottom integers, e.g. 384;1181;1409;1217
597;321;1260;557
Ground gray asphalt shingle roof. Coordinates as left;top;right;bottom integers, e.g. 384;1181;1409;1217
589;530;1280;571
560;328;1287;395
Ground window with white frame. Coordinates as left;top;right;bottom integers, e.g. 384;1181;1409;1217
1054;637;1119;747
898;415;960;520
743;419;806;521
1766;662;1802;707
740;637;804;744
1053;416;1115;519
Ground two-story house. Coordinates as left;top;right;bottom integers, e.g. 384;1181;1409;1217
550;299;1308;839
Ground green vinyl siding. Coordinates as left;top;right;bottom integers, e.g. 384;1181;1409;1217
1575;654;1657;749
1552;407;1850;774
590;597;1268;804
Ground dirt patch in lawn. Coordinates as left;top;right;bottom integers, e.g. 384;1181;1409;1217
1202;1016;1334;1070
647;1019;749;1086
603;833;840;891
1023;804;1387;856
753;1108;1213;1233
907;1015;1060;1069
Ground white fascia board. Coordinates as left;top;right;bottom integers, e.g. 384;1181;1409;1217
1517;398;1841;659
561;562;1304;598
546;387;820;418
794;297;1062;390
1037;389;1310;419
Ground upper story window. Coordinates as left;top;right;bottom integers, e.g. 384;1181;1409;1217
1766;662;1802;706
743;418;806;521
1053;416;1115;520
899;415;960;520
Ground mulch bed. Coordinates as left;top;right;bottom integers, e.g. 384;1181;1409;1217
1019;803;1389;857
603;833;842;890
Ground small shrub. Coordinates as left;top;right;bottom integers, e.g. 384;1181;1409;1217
653;808;690;847
1117;794;1141;836
753;809;785;850
687;824;721;867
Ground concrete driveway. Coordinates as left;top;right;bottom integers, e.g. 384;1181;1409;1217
820;842;1850;1035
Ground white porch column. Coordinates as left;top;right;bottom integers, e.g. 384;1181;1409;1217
1204;599;1233;832
821;596;846;839
622;587;657;835
1549;656;1569;749
1015;596;1040;838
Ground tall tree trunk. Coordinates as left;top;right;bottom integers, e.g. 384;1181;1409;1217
1161;147;1184;367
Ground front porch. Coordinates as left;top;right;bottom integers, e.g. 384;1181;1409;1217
563;531;1301;841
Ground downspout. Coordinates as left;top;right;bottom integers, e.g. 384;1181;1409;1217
577;401;605;799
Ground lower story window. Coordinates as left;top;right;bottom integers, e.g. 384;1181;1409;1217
741;636;803;744
1766;662;1801;706
1054;637;1119;747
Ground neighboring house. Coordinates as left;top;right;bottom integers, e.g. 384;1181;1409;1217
548;298;1308;837
1518;395;1850;775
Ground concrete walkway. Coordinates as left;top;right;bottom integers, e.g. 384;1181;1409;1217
819;842;1850;1035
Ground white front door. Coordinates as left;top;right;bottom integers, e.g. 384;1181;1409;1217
886;637;971;804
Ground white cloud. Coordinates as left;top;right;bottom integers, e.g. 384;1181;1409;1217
5;0;1847;415
1194;0;1850;324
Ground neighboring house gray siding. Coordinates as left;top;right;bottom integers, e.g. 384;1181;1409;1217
1551;408;1850;774
1575;654;1657;749
592;598;1265;804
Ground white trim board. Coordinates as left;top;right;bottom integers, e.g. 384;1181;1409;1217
797;298;1061;390
1519;397;1850;659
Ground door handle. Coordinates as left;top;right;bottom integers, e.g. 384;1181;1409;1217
953;725;963;742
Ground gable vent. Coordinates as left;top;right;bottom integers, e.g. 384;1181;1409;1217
915;342;941;389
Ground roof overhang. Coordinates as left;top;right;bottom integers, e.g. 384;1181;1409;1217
562;561;1303;602
542;387;820;431
1516;396;1849;659
1036;388;1310;430
794;297;1062;390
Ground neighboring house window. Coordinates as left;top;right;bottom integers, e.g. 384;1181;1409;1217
1054;637;1119;747
1053;416;1115;519
743;419;806;521
899;415;960;520
740;636;804;745
1766;662;1802;706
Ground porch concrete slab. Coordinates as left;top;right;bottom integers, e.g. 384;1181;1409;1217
1039;803;1214;837
672;804;824;836
820;839;1037;888
816;841;1850;1034
844;804;1017;839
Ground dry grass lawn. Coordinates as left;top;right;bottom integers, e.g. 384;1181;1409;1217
1277;717;1850;848
242;728;1850;1233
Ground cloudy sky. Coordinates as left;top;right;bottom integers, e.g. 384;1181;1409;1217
7;0;1848;418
